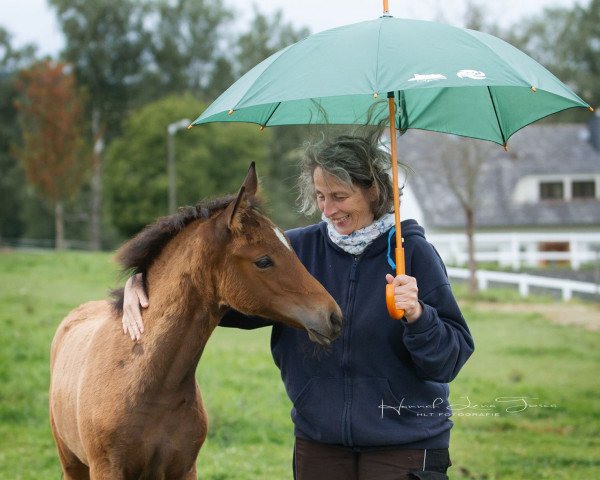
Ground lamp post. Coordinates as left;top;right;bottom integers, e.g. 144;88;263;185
167;118;191;214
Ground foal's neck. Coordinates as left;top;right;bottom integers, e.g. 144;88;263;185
135;221;225;390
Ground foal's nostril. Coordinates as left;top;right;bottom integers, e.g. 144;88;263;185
330;312;343;335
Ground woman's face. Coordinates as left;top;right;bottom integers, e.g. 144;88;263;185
313;166;376;235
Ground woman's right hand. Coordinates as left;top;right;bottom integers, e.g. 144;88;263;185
122;273;149;341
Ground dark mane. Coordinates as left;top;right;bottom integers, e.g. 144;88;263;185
110;193;261;312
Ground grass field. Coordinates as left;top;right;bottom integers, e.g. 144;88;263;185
0;251;599;479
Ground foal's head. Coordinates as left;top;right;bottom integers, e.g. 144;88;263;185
115;163;341;346
210;164;342;345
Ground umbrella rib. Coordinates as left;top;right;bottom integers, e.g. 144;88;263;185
487;86;507;147
375;19;385;91
262;102;282;127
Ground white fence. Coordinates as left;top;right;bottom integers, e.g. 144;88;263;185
429;231;600;270
447;267;600;301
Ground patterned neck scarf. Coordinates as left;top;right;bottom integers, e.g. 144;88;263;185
323;212;395;255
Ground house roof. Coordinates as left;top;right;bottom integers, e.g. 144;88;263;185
399;123;600;230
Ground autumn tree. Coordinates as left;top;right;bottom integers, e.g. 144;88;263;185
13;60;89;249
49;0;148;249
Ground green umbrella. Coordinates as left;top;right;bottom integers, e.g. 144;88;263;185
191;2;592;318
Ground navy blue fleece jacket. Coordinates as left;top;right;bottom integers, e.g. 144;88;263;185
222;219;473;449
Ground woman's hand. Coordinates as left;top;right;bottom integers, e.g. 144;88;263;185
122;273;149;341
385;274;423;323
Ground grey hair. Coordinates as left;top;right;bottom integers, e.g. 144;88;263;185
297;128;405;219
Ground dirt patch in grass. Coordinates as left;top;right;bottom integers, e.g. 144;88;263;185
464;301;600;331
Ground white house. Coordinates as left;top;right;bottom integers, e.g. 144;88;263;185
396;115;600;270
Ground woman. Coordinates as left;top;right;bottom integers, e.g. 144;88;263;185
122;130;474;480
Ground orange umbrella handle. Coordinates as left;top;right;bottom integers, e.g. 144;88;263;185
387;93;405;320
386;284;404;320
386;244;405;320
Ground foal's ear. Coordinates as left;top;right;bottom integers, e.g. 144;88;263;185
221;163;258;232
241;162;258;198
224;185;246;231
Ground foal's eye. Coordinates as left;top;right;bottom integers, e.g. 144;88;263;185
254;256;274;269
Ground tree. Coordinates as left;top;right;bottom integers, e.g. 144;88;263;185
233;8;312;229
13;61;89;249
203;55;236;103
462;1;503;36
104;93;271;237
0;27;37;242
503;0;599;113
143;0;233;101
433;137;494;294
235;7;309;77
49;0;149;249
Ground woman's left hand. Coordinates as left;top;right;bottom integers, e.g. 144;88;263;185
385;274;423;323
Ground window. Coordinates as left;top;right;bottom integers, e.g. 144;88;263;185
572;181;596;199
539;181;564;200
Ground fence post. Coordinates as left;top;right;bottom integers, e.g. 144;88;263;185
570;236;580;270
511;233;520;270
518;274;530;297
477;271;488;291
562;284;573;301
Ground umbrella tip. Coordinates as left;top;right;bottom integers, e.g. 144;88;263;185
503;143;509;152
531;86;537;93
259;125;265;131
228;109;234;115
187;124;193;130
589;106;595;112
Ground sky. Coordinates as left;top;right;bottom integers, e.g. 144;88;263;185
0;0;585;57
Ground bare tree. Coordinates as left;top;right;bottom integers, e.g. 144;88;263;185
437;137;493;294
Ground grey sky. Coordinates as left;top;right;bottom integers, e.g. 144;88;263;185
1;0;585;57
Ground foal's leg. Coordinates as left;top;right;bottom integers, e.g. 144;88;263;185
183;463;197;480
53;437;90;480
88;462;125;480
51;415;90;480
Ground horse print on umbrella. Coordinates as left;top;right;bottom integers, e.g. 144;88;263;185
49;163;342;479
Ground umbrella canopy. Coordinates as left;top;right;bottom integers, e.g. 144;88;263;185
192;15;590;146
190;10;591;319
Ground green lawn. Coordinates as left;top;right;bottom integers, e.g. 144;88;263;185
0;251;598;479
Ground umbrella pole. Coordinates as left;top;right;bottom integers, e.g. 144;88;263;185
386;92;406;320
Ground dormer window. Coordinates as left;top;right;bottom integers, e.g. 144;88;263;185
513;176;598;204
540;181;564;200
572;181;596;199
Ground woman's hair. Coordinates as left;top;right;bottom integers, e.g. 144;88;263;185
297;126;404;219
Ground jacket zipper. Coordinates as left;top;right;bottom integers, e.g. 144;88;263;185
341;255;360;446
